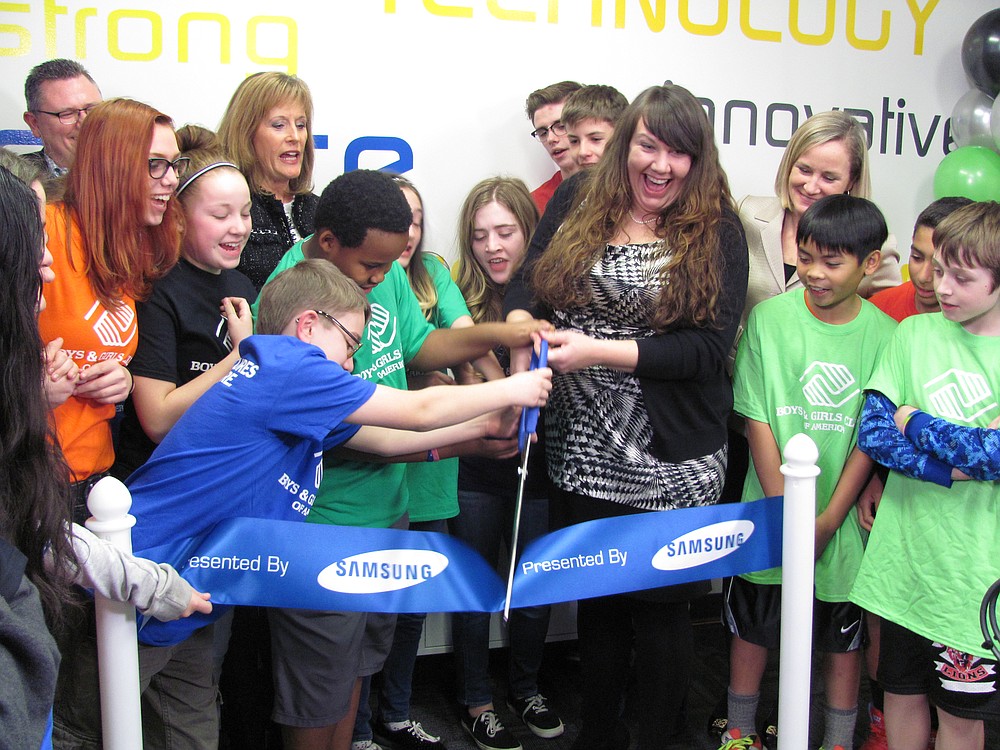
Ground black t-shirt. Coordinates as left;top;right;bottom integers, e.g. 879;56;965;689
112;259;257;479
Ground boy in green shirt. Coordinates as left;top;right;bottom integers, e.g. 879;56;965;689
720;195;897;750
258;170;549;750
852;201;1000;750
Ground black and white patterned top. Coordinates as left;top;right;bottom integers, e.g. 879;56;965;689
546;240;726;510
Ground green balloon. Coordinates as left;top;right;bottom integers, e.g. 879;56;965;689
934;146;1000;201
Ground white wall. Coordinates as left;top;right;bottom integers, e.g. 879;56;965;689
2;1;992;262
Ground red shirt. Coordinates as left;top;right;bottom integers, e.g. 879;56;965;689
531;172;563;214
869;281;920;323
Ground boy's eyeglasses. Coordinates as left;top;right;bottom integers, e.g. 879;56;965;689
148;156;191;180
314;310;363;357
530;121;567;139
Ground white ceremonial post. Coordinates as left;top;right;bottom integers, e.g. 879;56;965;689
86;477;144;750
777;434;820;750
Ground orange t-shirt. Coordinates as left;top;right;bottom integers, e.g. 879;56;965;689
38;204;137;481
869;280;919;323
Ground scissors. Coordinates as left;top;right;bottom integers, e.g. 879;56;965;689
503;340;548;621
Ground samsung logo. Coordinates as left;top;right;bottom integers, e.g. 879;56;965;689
317;550;448;594
651;521;754;571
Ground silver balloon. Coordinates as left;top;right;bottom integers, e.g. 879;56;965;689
952;88;996;149
992;95;1000;151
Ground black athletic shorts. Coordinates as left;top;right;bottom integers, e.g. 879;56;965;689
879;618;1000;721
722;576;863;652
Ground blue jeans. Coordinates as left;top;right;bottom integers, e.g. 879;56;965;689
450;489;551;707
354;519;447;740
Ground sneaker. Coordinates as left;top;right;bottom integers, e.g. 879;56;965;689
507;694;564;739
761;712;777;750
719;728;763;750
706;694;728;740
461;711;522;750
860;703;888;750
352;741;384;750
375;721;446;750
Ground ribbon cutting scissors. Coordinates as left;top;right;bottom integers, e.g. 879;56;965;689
503;340;548;621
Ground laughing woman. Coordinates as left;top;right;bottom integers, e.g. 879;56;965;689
530;84;749;750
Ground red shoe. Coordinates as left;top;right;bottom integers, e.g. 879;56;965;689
859;703;888;750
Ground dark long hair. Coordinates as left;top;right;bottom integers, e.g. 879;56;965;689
0;166;77;628
532;84;734;331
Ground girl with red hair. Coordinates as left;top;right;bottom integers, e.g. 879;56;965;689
38;97;183;522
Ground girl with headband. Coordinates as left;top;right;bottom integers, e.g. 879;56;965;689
112;124;255;480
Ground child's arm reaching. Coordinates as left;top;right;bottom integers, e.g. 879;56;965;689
894;405;1000;481
53;524;212;621
345;367;551;432
857;391;953;487
343;408;517;458
855;468;885;532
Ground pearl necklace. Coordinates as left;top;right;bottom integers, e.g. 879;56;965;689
628;209;657;225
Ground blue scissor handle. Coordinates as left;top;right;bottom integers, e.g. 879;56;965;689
518;340;549;452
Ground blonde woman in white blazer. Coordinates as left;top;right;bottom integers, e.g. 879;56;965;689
737;111;900;345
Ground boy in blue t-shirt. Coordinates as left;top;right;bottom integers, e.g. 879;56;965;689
720;195;897;750
130;258;551;572
54;258;553;749
853;201;1000;750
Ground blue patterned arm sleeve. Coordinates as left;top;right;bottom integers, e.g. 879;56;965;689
858;392;953;487
903;410;1000;480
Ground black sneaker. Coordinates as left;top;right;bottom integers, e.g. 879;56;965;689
507;694;564;739
462;711;522;750
374;721;446;750
761;713;777;750
707;694;728;740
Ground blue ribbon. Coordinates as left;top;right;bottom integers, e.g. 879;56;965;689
511;497;782;608
138;497;782;620
140;520;505;613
